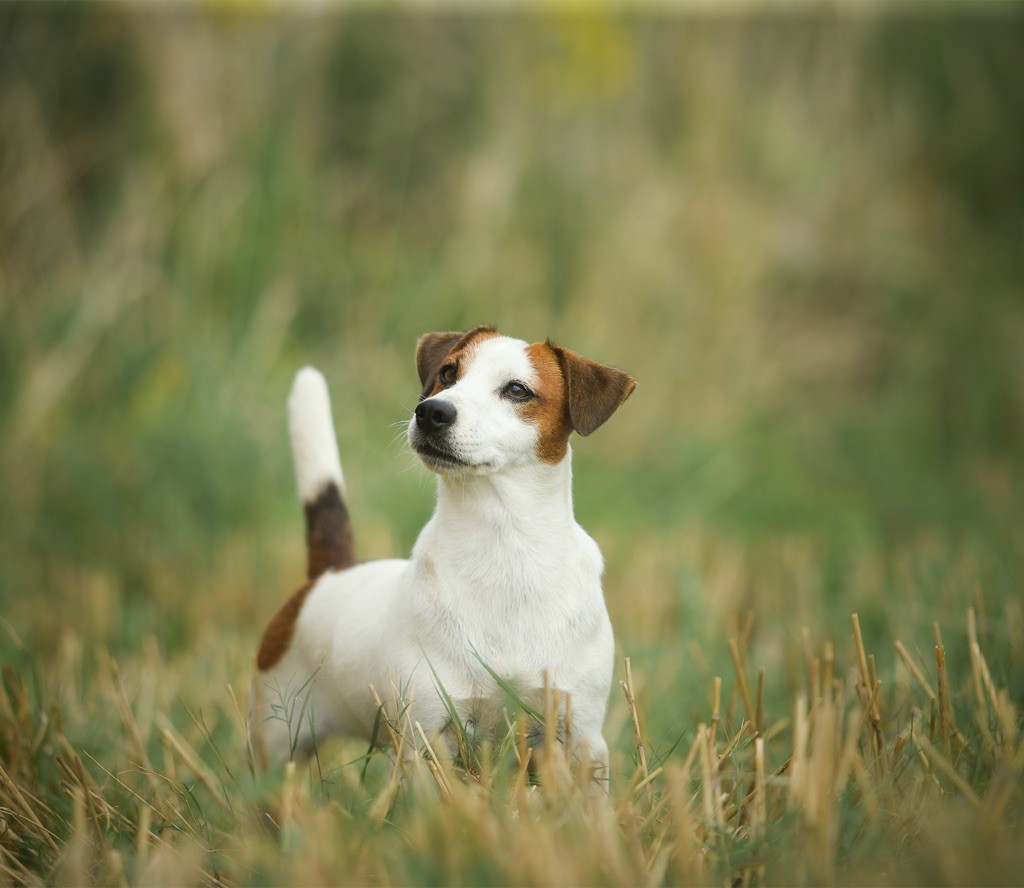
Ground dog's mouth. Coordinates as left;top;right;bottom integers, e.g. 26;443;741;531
412;438;467;471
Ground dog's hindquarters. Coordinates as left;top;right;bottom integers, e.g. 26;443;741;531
288;367;356;579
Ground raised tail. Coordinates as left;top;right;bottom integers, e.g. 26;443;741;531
288;367;355;580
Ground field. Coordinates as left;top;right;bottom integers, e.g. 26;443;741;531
1;4;1023;885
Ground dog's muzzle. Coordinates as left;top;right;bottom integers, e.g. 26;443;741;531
411;398;466;470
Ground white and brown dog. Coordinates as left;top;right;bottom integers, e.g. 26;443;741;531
251;326;635;776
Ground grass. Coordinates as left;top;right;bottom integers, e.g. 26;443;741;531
1;3;1023;885
1;607;1021;885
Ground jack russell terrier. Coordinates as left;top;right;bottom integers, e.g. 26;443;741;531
251;325;635;777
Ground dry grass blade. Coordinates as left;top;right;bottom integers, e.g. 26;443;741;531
663;765;702;883
699;723;726;830
729;640;756;732
368;683;403;752
369;709;408;823
710;676;722;752
801;627;815;698
850;614;872;698
739;610;755;659
894;640;937;703
248;671;268;773
108;657;161;801
790;694;808;806
915;734;982;808
717;720;751;771
0;761;61;854
837;680;882;789
850;615;884;760
78;749;194;840
635;766;665;795
60;788;89;888
154;713;230;809
512;731;534;812
415;721;453;799
55;754;112;851
621;658;652;803
971;639;1001;719
755;667;766;737
136;803;152;870
810;654;822;703
227;683;257;780
751;736;766;842
935;643;958;759
0;844;38;886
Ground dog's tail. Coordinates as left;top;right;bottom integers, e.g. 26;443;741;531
288;367;356;580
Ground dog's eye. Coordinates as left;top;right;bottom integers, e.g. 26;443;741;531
503;381;534;402
438;364;457;387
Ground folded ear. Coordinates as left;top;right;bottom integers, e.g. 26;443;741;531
415;331;464;391
550;343;637;436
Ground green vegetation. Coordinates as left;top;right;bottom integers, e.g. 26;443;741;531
1;4;1022;885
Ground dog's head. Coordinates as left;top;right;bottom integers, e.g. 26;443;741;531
407;325;636;475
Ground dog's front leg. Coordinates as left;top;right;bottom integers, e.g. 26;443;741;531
570;731;610;790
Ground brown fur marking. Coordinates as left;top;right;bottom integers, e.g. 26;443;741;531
257;580;315;671
524;342;574;464
305;482;356;581
418;325;499;399
260;482;356;672
416;331;464;395
549;343;636;437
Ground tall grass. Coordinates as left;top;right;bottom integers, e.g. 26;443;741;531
1;4;1022;884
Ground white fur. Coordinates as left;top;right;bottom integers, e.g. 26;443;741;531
254;337;614;774
288;366;345;500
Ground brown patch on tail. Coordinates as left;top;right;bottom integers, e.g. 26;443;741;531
257;480;355;673
304;481;355;581
257;580;315;671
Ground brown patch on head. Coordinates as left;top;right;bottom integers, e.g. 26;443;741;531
415;325;498;399
257;581;315;671
524;342;574;463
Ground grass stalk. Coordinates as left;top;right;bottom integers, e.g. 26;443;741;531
729;640;756;733
621;658;652;804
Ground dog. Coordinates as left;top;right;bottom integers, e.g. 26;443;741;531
251;325;635;777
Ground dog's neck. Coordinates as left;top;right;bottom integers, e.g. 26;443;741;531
417;452;583;615
433;451;575;544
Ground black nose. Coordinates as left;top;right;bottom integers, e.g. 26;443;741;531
415;399;457;434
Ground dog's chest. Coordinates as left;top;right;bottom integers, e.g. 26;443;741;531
407;528;606;689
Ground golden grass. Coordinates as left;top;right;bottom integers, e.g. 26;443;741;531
0;601;1021;887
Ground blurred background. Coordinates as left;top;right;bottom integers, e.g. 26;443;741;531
1;2;1022;708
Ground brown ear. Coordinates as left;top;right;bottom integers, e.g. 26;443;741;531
550;343;636;436
415;331;464;391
